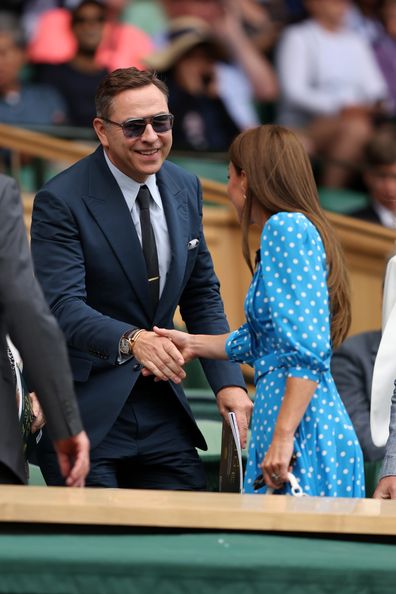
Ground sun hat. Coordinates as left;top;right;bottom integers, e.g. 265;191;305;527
144;16;226;71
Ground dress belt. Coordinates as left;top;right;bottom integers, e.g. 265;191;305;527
254;353;285;383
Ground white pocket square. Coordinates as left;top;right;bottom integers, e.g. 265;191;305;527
187;239;200;250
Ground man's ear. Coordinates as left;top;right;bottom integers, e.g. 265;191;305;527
93;117;109;148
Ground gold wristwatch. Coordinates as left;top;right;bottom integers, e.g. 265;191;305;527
119;329;145;356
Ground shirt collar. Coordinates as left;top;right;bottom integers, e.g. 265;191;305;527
373;200;396;229
103;148;160;208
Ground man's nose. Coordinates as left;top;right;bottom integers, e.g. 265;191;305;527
140;124;158;142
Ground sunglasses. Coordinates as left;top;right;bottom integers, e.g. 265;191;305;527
73;15;106;25
101;113;174;138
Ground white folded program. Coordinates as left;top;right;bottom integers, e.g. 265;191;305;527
371;254;396;447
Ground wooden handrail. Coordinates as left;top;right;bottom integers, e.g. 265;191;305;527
0;122;93;163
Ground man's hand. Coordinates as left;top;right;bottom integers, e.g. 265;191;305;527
133;330;186;383
216;386;253;448
373;476;396;499
29;392;46;433
53;430;90;487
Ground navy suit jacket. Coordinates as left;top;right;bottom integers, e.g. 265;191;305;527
31;147;245;450
351;204;382;226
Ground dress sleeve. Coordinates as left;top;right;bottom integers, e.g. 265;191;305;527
261;213;332;381
225;323;255;366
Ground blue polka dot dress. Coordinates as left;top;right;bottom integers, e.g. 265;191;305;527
225;212;365;497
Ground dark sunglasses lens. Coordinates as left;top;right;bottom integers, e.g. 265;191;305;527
122;115;174;138
152;115;174;133
74;16;105;24
123;121;146;138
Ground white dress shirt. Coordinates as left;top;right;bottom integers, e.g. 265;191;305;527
372;201;396;229
104;150;171;296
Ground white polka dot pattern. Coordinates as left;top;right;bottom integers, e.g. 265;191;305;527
225;213;365;498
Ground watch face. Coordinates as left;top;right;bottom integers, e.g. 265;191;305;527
120;338;130;355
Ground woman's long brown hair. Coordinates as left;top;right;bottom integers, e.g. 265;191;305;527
229;124;351;349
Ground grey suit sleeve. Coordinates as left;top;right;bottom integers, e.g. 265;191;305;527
0;176;83;441
331;335;385;462
380;381;396;478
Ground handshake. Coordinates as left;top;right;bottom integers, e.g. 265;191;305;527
131;326;253;450
131;326;197;384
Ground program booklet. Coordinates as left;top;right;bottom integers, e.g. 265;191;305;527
219;412;243;493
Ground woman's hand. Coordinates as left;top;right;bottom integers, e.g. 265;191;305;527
152;326;196;363
260;431;294;490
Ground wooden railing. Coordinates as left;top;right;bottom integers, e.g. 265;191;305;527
1;122;395;336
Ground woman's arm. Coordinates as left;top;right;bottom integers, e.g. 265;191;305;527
261;376;318;489
153;327;229;361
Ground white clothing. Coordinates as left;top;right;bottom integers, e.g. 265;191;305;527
103;150;171;297
276;19;388;127
343;5;384;45
371;254;396;448
216;63;259;129
372;202;396;229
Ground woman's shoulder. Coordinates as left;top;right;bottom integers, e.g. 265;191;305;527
262;212;313;236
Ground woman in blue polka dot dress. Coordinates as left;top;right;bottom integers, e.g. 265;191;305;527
154;125;365;497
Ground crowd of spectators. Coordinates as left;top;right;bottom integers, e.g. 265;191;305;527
1;0;396;192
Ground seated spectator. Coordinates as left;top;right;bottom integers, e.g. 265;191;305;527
145;17;241;152
155;0;278;131
35;0;108;128
159;0;282;53
21;0;80;42
331;329;385;462
276;0;389;188
353;125;396;227
0;13;67;126
27;0;153;72
373;0;396;116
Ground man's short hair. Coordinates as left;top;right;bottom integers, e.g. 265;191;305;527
365;126;396;168
95;68;169;119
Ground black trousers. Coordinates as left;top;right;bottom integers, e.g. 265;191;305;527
37;376;207;491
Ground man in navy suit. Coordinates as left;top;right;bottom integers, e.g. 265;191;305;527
31;67;252;489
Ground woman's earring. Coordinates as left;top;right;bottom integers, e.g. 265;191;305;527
243;194;247;200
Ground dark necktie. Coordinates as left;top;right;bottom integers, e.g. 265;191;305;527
136;185;160;314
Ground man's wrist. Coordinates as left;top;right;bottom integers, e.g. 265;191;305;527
119;328;145;356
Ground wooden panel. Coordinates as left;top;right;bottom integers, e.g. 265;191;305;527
1;485;396;536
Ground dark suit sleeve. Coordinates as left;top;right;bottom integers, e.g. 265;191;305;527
31;189;132;365
331;335;385;462
0;176;83;441
179;177;246;395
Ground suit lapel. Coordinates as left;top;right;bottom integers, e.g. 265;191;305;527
156;164;189;320
81;149;152;318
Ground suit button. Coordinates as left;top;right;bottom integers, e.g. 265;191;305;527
133;364;142;371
